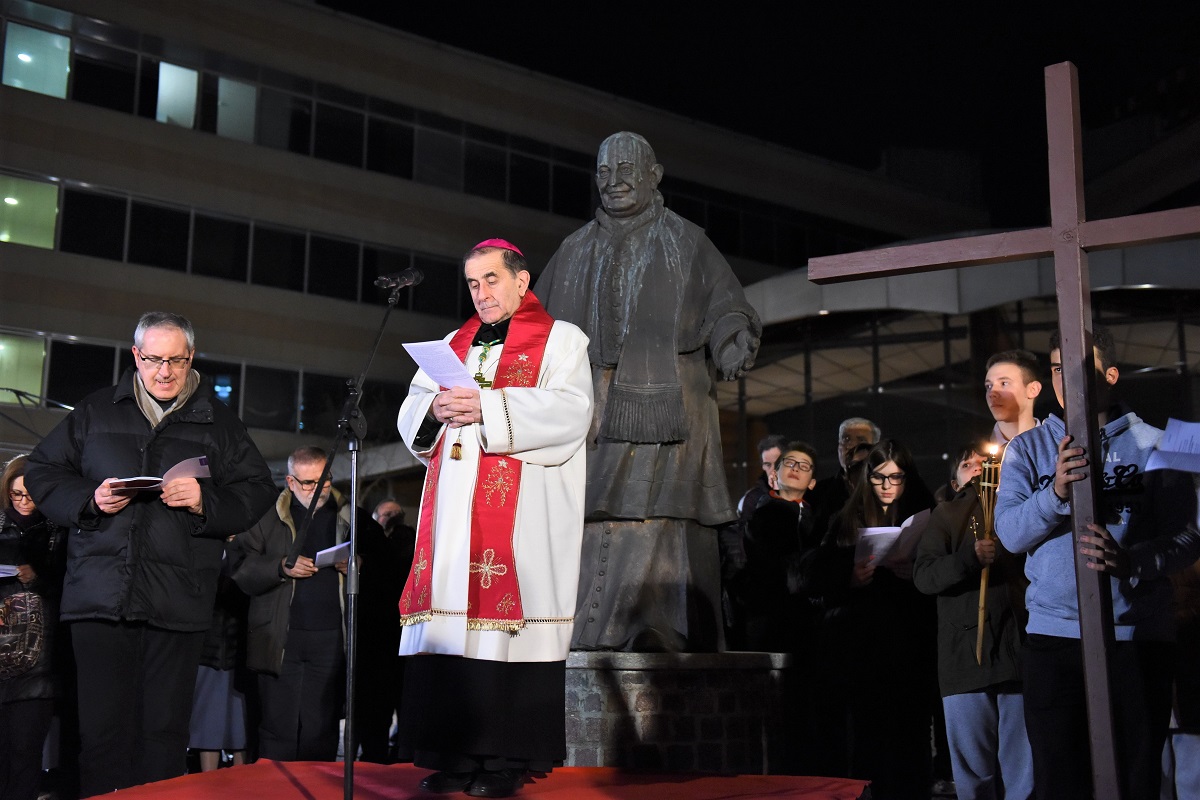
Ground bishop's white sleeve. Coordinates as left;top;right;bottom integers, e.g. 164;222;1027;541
478;321;592;466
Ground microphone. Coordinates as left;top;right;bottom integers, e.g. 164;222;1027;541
374;268;424;290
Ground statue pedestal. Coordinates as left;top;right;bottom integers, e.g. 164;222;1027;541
565;651;794;774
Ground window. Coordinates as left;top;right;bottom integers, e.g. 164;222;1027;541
412;255;461;318
508;154;549;210
127;201;189;271
366;117;414;179
251;226;305;291
0;174;58;249
46;340;117;407
70;39;136;114
243;365;298;431
192;214;249;281
0;333;46;404
59;189;126;260
155;62;198;128
2;23;69;98
258;88;312;155
464;142;506;202
299;372;348;436
413;129;463;191
216;77;256;142
193;357;240;408
313;103;364;167
308;235;359;301
552;164;592;220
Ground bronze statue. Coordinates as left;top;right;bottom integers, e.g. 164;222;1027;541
535;132;761;651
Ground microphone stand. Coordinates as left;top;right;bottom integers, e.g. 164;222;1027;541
283;283;406;800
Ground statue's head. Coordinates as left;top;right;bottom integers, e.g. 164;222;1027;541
595;132;664;219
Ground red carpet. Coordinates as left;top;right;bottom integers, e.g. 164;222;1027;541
108;761;870;799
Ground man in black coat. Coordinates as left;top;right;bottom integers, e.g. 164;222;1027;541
25;311;276;796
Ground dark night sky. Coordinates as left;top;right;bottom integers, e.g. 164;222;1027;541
320;2;1200;227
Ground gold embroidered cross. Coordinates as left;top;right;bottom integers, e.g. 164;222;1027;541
469;548;508;589
412;548;429;585
496;593;516;614
483;459;513;506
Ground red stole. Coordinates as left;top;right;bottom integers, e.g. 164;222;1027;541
399;292;553;632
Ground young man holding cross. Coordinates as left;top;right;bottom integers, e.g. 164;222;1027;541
995;325;1200;799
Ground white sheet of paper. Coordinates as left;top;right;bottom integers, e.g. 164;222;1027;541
1147;418;1200;473
403;340;476;389
0;565;19;578
163;455;211;483
314;540;351;569
852;508;932;564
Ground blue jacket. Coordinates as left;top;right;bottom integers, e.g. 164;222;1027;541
996;410;1199;641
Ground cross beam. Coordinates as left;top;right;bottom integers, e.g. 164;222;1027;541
807;62;1200;799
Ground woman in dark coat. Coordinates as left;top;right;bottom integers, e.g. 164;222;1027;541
0;455;68;800
799;439;938;800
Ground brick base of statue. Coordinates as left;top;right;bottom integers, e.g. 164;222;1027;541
565;651;800;774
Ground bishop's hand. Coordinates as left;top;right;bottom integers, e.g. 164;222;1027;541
432;387;483;428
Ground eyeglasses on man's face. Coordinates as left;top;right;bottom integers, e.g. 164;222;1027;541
289;475;330;490
136;350;192;370
868;471;906;486
781;459;813;473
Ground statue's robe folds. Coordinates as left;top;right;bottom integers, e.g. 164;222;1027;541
536;195;761;651
395;311;592;769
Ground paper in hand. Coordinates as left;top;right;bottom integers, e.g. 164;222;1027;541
110;456;211;495
315;541;351;569
403;340;476;390
1146;418;1200;473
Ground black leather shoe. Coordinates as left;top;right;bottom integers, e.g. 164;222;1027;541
466;769;527;798
419;770;476;793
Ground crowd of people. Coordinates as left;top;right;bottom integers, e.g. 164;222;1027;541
3;303;1199;800
722;335;1200;800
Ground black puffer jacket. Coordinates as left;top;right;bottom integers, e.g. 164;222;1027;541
24;369;277;632
0;510;66;703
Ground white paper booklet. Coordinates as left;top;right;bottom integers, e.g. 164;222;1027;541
110;456;211;495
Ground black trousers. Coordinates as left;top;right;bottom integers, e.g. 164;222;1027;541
257;627;343;761
0;697;53;800
71;620;204;797
1022;634;1174;800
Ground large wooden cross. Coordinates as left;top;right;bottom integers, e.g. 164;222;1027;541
807;62;1200;800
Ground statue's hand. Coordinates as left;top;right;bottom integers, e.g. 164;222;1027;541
717;327;759;380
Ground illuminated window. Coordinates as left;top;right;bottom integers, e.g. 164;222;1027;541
156;62;198;128
217;77;256;142
0;333;46;405
0;175;58;249
2;23;69;98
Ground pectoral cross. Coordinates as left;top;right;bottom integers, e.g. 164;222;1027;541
807;63;1200;800
474;338;501;389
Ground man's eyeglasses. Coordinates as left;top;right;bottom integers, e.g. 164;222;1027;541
137;352;192;370
781;459;813;473
868;472;906;486
289;475;330;490
8;490;32;502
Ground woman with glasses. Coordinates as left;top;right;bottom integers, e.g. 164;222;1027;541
799;440;937;799
0;455;67;800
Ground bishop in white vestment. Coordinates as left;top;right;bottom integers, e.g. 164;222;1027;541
395;239;592;797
